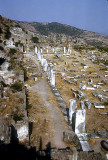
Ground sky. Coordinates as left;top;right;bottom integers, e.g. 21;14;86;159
0;0;108;35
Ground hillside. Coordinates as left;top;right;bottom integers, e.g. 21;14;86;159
18;21;108;46
0;14;108;47
0;15;19;39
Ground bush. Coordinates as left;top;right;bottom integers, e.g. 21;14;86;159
96;46;108;52
15;41;23;47
11;81;23;92
31;36;39;43
104;102;108;106
13;113;23;122
9;48;17;54
0;40;2;43
0;27;2;34
5;27;11;39
8;59;16;70
15;42;19;47
0;46;4;50
104;60;108;66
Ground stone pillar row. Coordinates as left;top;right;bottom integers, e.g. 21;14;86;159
36;51;55;87
35;46;72;54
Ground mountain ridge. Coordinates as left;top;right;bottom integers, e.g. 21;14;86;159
17;20;108;35
17;21;108;46
0;14;108;46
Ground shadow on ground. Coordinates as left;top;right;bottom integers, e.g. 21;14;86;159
0;125;52;160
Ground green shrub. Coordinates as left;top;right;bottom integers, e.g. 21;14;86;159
96;46;108;52
15;42;19;47
11;81;23;92
9;48;17;54
13;113;23;122
0;40;2;43
5;27;11;39
15;41;23;47
104;102;108;106
31;36;39;43
96;59;108;66
8;66;13;71
0;46;4;50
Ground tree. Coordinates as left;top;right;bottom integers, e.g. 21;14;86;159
9;48;17;54
5;27;11;39
31;36;39;43
11;81;23;92
0;46;4;50
13;113;23;122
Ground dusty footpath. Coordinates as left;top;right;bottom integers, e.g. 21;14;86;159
25;55;71;150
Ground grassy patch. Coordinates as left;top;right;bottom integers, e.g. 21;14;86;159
0;46;4;50
11;81;23;92
13;113;24;122
9;48;17;54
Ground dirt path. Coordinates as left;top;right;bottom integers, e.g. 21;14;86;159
26;56;70;149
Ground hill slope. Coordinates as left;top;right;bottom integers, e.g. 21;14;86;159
18;21;108;46
0;15;108;47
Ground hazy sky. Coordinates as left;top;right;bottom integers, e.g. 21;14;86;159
0;0;108;35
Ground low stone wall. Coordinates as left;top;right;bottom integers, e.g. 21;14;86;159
36;148;106;160
63;131;82;150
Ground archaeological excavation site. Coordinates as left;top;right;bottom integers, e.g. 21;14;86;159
0;15;108;160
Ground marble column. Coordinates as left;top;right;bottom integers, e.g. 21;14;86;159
35;46;38;54
50;69;55;86
64;47;66;54
69;99;77;124
73;109;86;134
